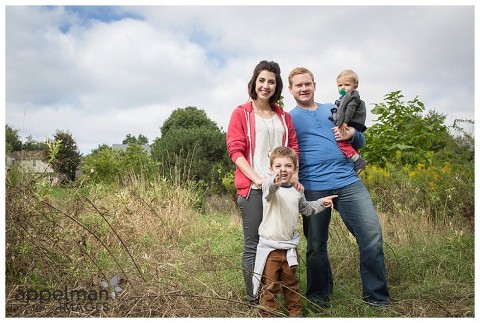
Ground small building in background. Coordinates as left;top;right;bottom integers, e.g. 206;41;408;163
6;150;54;173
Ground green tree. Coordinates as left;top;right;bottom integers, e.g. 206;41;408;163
122;134;149;145
90;144;112;155
435;118;474;165
5;125;22;153
151;107;232;191
82;143;158;184
48;130;82;181
160;106;219;135
82;146;122;184
22;135;48;151
362;91;448;167
119;144;158;179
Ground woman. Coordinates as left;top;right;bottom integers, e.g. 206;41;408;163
226;60;302;304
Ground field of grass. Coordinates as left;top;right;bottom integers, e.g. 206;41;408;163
5;176;474;317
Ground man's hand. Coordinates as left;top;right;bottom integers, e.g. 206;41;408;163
332;126;355;141
290;175;304;193
338;122;348;135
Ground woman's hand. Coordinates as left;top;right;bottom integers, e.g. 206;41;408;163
253;176;264;187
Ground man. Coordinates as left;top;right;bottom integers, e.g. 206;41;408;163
287;67;390;307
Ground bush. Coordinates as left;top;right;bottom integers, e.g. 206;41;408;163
361;161;473;226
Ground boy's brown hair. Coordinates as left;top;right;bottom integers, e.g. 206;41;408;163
269;146;298;167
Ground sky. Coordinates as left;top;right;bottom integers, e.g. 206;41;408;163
4;2;476;155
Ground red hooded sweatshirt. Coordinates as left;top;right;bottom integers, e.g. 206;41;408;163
226;101;300;198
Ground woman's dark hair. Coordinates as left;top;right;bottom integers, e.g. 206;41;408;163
247;60;283;104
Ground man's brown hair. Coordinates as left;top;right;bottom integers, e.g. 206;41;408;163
288;67;315;86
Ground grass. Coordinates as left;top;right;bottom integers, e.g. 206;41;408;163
5;175;474;317
308;211;474;317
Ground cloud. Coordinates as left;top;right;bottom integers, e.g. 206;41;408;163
5;5;475;154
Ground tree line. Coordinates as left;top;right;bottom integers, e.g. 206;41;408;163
5;91;474;197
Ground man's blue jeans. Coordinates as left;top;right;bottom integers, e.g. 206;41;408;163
303;180;390;304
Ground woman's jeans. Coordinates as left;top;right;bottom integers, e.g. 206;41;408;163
303;180;390;304
237;189;263;302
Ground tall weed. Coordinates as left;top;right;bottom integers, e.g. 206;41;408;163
361;161;474;226
5;166;474;317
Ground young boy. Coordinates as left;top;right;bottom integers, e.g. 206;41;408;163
252;146;337;317
330;69;368;174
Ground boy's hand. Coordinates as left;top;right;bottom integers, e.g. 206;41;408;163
322;195;338;208
273;172;281;186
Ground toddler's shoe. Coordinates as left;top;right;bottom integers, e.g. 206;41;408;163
354;157;367;175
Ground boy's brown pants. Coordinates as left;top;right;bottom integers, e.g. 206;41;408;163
259;249;302;317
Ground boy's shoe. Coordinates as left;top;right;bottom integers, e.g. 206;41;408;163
354;157;367;175
247;296;259;305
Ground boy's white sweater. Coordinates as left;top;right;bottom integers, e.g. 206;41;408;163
252;174;327;296
258;174;326;241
